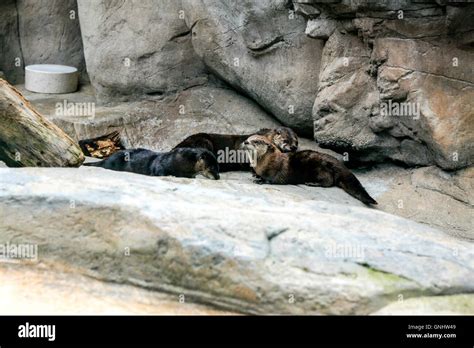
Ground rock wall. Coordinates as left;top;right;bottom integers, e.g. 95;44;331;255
0;0;87;84
1;0;473;169
17;0;87;81
310;0;474;170
77;0;208;101
0;0;23;84
182;0;324;135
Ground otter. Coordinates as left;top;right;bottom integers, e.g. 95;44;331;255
172;127;298;172
83;147;220;180
241;135;377;205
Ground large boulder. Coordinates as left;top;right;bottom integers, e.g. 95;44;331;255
372;38;474;169
182;0;324;135
313;32;384;165
0;167;472;314
310;1;474;169
77;0;208;102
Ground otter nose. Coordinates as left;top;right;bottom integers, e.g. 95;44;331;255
243;140;250;145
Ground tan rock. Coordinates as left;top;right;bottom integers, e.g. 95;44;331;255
0;262;233;315
373;294;474;315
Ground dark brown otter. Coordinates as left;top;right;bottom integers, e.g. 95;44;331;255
172;127;298;172
83;147;220;180
241;135;377;205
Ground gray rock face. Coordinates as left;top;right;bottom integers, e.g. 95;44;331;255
372;165;474;241
17;0;87;82
313;32;384;164
305;19;339;39
182;0;324;135
3;0;474;171
0;0;23;84
0;167;472;314
310;1;474;169
372;38;473;169
17;84;282;151
0;0;86;84
77;0;208;102
294;2;320;19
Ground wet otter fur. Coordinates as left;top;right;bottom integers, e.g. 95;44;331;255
84;147;220;180
173;127;298;172
241;135;377;205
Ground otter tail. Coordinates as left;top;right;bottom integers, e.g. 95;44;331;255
335;168;377;205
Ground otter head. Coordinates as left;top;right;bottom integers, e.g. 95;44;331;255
194;149;220;180
241;135;278;168
258;127;298;152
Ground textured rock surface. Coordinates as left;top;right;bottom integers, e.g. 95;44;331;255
77;0;208;102
313;31;382;165
17;84;284;152
373;294;474;315
0;0;23;84
305;19;339;39
0;0;86;84
182;0;324;135
377;165;474;241
311;1;474;169
17;0;87;82
371;39;473;169
0;167;473;314
0;263;233;314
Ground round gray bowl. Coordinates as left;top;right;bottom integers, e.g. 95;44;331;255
25;64;78;94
